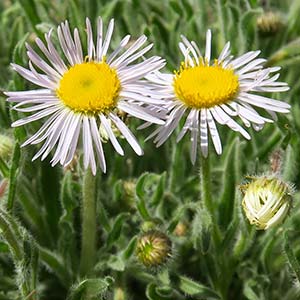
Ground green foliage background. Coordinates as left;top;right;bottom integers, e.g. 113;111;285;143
0;0;300;299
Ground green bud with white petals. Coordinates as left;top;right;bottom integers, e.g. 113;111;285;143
241;176;292;230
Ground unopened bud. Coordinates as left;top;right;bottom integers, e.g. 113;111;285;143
174;222;187;237
241;176;292;230
99;118;123;142
114;287;125;300
136;230;172;267
0;134;13;159
257;12;284;36
0;180;8;198
123;180;135;200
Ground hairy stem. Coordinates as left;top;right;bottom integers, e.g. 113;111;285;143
80;168;97;276
200;155;214;216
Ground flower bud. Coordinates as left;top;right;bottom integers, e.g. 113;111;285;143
257;12;284;36
174;222;187;237
241;176;292;230
0;179;8;198
0;134;13;159
99;118;123;142
136;230;172;267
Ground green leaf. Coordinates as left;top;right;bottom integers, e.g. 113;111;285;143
243;279;260;300
18;0;42;36
7;142;21;211
191;208;212;254
122;236;138;261
151;172;166;205
219;137;238;227
135;173;152;220
146;283;173;300
170;1;183;15
106;213;130;249
0;241;9;253
107;255;125;272
0;157;9;178
39;247;72;287
284;232;300;283
178;276;221;299
68;277;114;300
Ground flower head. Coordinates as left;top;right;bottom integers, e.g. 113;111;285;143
6;17;165;174
241;176;292;230
147;30;290;163
136;230;172;267
257;12;284;36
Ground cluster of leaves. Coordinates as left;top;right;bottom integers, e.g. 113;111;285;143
0;0;300;299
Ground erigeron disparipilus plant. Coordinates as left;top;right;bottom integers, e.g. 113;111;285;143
0;1;299;300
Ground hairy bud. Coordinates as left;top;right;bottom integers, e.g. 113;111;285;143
241;176;292;230
136;230;172;267
0;134;13;159
257;12;284;36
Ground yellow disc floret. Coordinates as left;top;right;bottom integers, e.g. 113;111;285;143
56;61;121;114
174;61;239;109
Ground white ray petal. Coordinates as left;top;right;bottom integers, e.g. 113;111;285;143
99;114;124;156
231;50;260;69
207;109;222;155
101;19;114;57
177;109;197;142
111;35;147;67
90;117;106;173
205;29;212;64
12;106;60;127
107;35;130;64
118;102;164;125
200;109;208;157
86;18;95;61
21;109;63;147
96;16;103;61
218;42;230;62
109;113;143;155
190;110;199;164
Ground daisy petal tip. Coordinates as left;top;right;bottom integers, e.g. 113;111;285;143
156;119;165;125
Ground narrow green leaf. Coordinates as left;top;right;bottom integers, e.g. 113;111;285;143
39;247;71;287
68;277;114;300
178;276;221;299
106;213;130;249
0;156;9;178
284;232;300;283
151;172;166;205
7;142;21;211
170;1;183;15
122;236;137;261
219;138;237;227
243;280;260;300
135;173;152;220
107;255;125;272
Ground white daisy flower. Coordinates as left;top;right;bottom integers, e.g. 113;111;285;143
147;30;290;164
5;17;166;174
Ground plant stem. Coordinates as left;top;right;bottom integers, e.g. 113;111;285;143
200;155;214;216
7;142;21;211
200;155;221;244
80;168;97;277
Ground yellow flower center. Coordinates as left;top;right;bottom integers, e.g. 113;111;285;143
56;61;121;114
173;61;239;109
